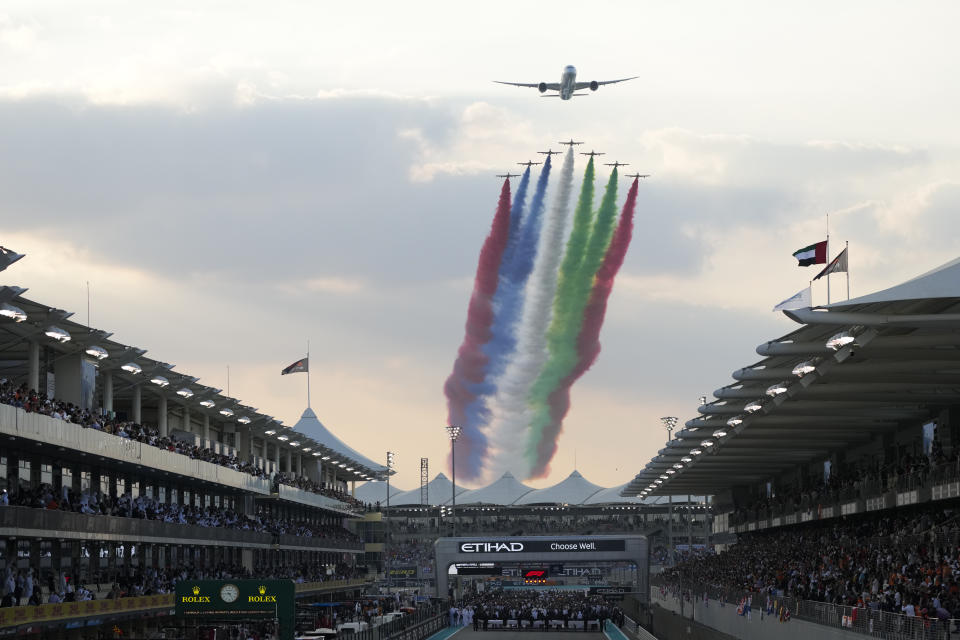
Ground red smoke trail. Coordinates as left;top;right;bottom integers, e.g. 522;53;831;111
533;179;639;477
443;179;513;479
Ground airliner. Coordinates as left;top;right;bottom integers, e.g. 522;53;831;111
495;66;636;100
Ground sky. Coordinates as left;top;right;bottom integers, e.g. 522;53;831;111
2;1;960;491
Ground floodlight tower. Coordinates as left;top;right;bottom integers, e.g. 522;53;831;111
661;416;678;442
385;451;394;592
445;426;462;537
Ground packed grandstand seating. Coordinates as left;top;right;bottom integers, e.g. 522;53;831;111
0;484;361;541
0;380;372;512
390;514;649;536
659;503;960;619
386;539;433;566
0;563;360;607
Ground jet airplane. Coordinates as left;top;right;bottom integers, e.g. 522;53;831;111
495;66;637;100
605;161;629;169
559;139;584;147
496;172;521;179
517;161;542;168
538;149;561;157
625;173;651;179
580;150;605;158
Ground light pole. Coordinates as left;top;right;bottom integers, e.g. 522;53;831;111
385;451;394;593
660;416;678;442
660;417;677;569
445;425;461;538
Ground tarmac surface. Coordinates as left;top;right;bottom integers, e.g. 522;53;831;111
450;631;605;640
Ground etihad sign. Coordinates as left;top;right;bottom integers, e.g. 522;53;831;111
460;542;524;553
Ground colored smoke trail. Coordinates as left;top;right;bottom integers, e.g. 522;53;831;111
501;167;531;272
526;166;620;478
538;178;639;474
442;179;513;479
485;149;574;479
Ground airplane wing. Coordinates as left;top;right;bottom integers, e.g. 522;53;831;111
494;81;562;90
574;77;638;89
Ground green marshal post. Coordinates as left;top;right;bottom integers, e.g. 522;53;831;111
175;580;296;640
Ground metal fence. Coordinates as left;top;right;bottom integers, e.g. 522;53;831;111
652;580;960;640
348;607;445;640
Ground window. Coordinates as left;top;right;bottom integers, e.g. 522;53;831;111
158;487;166;503
61;466;73;492
116;478;125;496
129;480;139;498
80;470;91;492
0;455;6;492
100;474;110;496
183;490;190;506
40;463;52;485
18;459;31;489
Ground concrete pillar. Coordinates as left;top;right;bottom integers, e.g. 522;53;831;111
54;352;84;407
28;341;40;392
182;405;190;433
132;385;142;424
202;414;210;443
286;448;293;476
157;395;168;436
103;370;113;413
273;444;281;475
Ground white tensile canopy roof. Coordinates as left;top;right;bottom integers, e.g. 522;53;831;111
354;480;405;505
514;470;605;505
583;482;644;505
456;471;535;505
390;473;468;506
291;408;387;474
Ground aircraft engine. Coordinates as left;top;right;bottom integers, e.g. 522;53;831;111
538;82;548;93
589;80;599;91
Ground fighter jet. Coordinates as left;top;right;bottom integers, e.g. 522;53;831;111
580;150;605;158
559;139;584;147
538;149;561;157
625;173;651;179
495;66;637;100
605;161;629;169
496;172;521;179
517;160;542;168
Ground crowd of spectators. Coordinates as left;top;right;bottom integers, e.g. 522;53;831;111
2;482;362;542
734;442;960;524
659;504;960;621
387;539;433;567
389;515;651;536
460;589;624;628
0;563;361;608
274;473;367;511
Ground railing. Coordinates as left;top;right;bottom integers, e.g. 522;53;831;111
348;607;445;640
652;580;960;640
276;483;362;515
0;506;364;551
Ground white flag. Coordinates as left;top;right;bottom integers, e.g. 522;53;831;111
772;286;811;312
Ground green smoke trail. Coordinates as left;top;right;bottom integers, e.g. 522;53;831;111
525;166;620;473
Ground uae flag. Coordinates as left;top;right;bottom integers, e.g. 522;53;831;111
792;240;828;266
814;247;848;280
281;358;308;375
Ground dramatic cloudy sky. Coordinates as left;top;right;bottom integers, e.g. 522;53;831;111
3;1;959;491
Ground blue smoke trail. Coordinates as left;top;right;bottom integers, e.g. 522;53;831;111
500;167;531;278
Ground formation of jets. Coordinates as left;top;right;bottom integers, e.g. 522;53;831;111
498;154;651;180
495;65;637;101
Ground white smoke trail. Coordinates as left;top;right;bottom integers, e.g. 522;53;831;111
485;148;576;481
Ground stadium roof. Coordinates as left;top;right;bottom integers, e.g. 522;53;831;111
456;471;535;505
354;478;405;504
515;470;605;505
291;408;386;474
390;473;468;506
625;255;960;498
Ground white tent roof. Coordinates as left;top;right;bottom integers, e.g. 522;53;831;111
829;255;960;307
291;408;386;474
456;471;535;505
391;473;468;506
354;481;405;505
514;470;605;505
583;482;643;505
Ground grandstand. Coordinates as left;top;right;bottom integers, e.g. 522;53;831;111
625;256;960;639
0;249;387;637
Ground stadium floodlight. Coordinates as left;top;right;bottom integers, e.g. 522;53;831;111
726;416;743;427
744;400;763;413
277;435;289;441
659;474;668;480
765;382;789;397
289;441;300;447
665;469;675;475
681;456;693;463
346;467;354;471
199;399;215;408
673;463;684;469
301;447;311;452
312;452;321;457
176;388;194;398
700;439;715;447
0;303;27;323
264;430;276;435
219;408;234;417
713;429;728;438
826;330;855;351
150;375;170;388
321;456;331;460
44;326;71;342
85;345;109;360
699;396;707;406
338;463;346;468
654;479;664;484
690;448;703;455
792;360;817;377
237;416;251;424
121;362;142;374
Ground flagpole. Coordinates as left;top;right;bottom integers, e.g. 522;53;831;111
846;240;850;301
307;339;311;409
826;214;831;305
